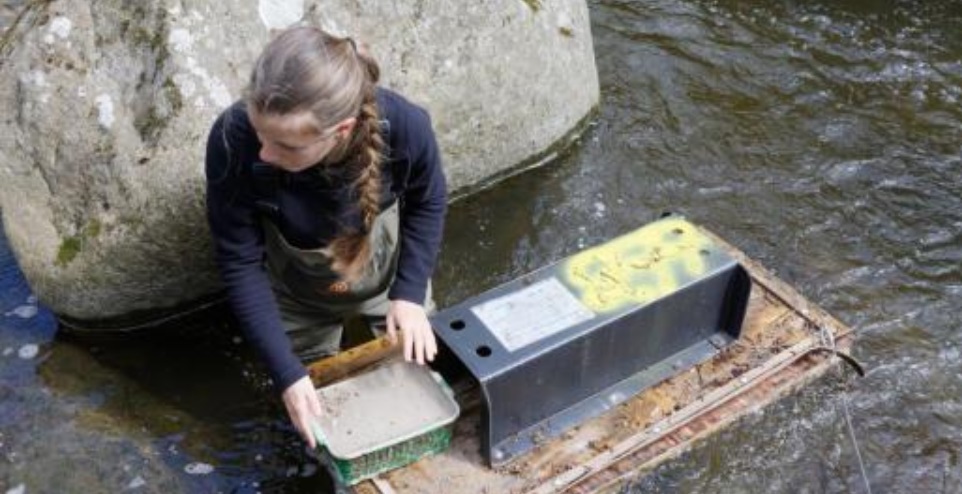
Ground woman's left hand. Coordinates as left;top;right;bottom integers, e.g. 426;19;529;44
386;299;437;365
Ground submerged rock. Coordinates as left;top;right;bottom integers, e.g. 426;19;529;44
17;343;39;359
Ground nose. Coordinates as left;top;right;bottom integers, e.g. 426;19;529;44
259;144;279;164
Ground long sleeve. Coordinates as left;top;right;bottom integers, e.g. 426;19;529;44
387;106;448;304
205;110;306;392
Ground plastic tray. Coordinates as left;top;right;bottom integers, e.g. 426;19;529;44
313;360;460;485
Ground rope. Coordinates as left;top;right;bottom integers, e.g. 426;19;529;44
819;324;873;494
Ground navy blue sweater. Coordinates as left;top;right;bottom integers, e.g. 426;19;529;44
205;88;447;391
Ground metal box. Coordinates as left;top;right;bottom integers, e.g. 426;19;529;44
432;217;751;466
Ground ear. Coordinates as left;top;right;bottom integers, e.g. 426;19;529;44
334;117;357;140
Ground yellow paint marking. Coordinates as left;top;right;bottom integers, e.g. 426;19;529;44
562;218;719;312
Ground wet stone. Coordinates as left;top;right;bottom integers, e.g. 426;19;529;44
17;344;38;359
183;462;214;475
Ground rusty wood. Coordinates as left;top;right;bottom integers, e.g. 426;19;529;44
307;336;400;387
574;333;853;494
370;478;399;494
354;481;384;494
530;332;853;494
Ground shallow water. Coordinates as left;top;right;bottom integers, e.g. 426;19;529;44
2;0;961;492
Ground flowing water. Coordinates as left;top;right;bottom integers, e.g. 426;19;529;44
1;0;960;492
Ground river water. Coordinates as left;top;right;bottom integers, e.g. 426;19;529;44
1;0;960;492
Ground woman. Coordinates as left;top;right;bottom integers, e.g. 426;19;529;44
205;26;447;448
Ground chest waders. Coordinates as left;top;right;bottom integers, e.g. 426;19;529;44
252;164;434;363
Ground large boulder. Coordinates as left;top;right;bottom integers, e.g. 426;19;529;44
0;0;599;323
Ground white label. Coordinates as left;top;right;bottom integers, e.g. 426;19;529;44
471;277;595;352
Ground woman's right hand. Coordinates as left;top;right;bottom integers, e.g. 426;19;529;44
281;375;324;449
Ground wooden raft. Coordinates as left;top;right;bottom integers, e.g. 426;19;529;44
308;230;857;494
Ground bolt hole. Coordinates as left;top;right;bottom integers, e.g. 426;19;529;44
672;228;684;235
699;249;710;256
450;320;465;331
476;346;492;357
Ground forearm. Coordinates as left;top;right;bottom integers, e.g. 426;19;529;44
389;195;446;303
221;263;306;391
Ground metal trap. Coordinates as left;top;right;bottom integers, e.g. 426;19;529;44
432;217;751;466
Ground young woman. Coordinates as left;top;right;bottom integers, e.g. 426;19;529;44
205;26;447;448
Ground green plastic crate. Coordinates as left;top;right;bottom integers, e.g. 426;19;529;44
313;360;460;485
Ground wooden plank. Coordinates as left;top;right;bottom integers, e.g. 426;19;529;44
307;336;399;387
557;334;852;493
584;339;851;494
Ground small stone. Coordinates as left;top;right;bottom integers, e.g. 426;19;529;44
184;462;214;475
5;305;37;319
18;344;39;360
127;475;146;489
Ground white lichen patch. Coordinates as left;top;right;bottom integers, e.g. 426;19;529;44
171;73;197;99
557;11;574;31
43;16;73;44
258;0;304;30
21;70;47;87
5;483;26;494
168;28;193;54
95;94;115;129
182;57;231;109
21;71;51;104
50;16;73;38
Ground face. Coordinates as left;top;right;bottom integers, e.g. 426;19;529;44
249;109;356;173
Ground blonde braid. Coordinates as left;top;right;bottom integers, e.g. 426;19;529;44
324;64;383;282
355;91;383;232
